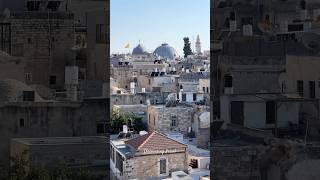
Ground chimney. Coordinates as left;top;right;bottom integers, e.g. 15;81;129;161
123;125;128;133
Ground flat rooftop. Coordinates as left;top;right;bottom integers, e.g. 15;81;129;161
111;139;134;157
12;136;108;146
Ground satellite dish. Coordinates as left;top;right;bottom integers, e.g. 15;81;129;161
299;32;320;53
3;8;10;19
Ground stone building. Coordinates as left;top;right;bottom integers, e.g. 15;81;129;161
0;1;75;89
214;128;320;180
10;136;108;177
0;0;108;92
0;52;25;83
110;131;187;179
147;104;194;134
0;79;108;170
220;93;302;130
192;106;210;149
137;74;177;93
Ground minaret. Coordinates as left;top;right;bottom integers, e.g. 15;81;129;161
195;34;201;55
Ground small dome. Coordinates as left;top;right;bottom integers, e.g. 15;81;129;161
153;43;177;60
0;79;44;102
132;44;148;55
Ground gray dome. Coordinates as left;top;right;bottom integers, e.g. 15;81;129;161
0;79;44;102
132;44;148;55
153;43;177;60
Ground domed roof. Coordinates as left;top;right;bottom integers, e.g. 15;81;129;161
0;79;44;102
132;44;148;55
153;43;177;60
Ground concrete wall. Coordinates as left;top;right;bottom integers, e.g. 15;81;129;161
220;95;300;129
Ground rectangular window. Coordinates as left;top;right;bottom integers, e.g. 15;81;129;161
207;87;209;93
224;75;233;87
49;75;56;85
182;93;186;101
19;118;25;128
297;80;304;97
160;158;166;174
231;101;244;125
23;91;35;101
203;87;205;92
27;1;41;11
96;24;106;43
0;23;11;54
309;81;315;99
193;93;197;101
171;114;177;127
288;24;304;32
266;101;276;124
116;152;123;174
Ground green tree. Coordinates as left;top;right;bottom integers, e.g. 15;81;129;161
183;37;193;58
111;110;146;133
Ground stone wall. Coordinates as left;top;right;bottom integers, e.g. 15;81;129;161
0;98;108;169
213;145;266;180
125;152;187;179
148;106;194;134
4;12;75;88
10;137;108;176
0;61;25;83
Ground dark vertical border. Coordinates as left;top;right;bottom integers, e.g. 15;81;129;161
210;0;213;178
105;0;110;179
210;0;217;178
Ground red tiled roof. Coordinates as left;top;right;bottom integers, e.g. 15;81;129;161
125;131;187;151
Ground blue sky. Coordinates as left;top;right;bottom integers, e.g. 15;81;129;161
110;0;210;56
